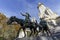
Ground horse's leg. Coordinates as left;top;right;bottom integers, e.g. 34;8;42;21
23;27;26;37
16;27;22;38
43;27;49;36
34;28;37;36
35;29;39;36
29;28;33;36
35;27;40;36
45;29;49;36
47;28;52;36
42;28;44;34
45;27;51;36
34;28;36;34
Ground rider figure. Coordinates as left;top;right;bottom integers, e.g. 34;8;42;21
21;12;31;26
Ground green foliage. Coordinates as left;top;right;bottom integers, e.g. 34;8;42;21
0;37;6;40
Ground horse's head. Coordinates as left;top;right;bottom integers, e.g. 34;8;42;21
7;16;16;24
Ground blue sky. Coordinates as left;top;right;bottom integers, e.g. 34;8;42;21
0;0;60;21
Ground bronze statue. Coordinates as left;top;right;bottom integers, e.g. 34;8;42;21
21;12;31;23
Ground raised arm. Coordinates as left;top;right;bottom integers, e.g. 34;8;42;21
21;13;26;16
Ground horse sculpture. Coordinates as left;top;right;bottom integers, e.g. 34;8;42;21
21;13;43;36
21;13;35;36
